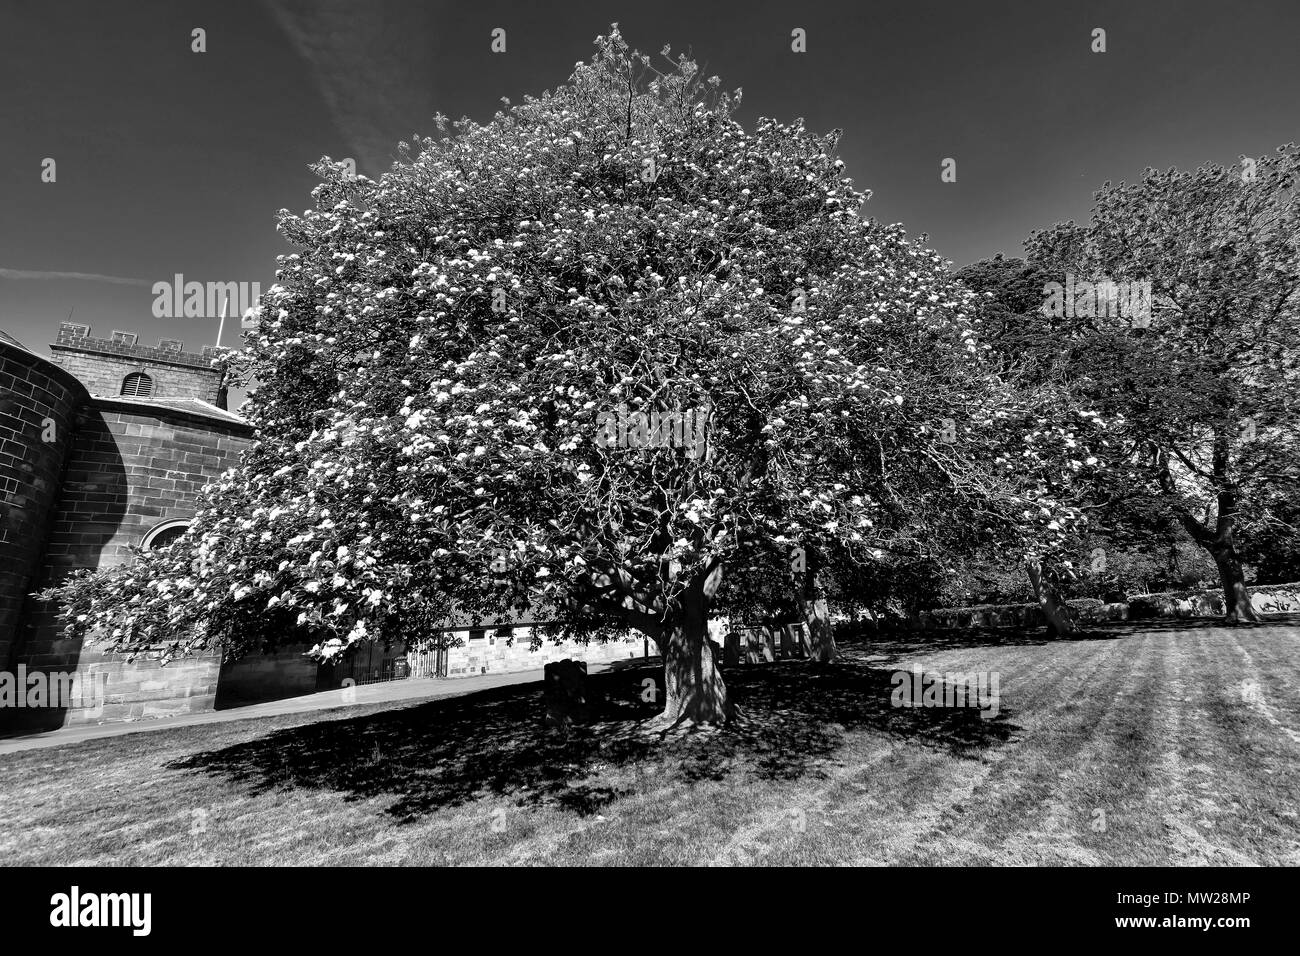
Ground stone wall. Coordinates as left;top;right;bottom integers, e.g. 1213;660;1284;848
73;653;221;726
904;582;1300;632
1126;583;1300;620
0;339;87;671
47;324;225;405
217;645;321;708
11;401;252;729
22;402;251;597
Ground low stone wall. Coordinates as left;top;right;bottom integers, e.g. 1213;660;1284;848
908;582;1300;632
915;599;1118;631
1126;583;1300;620
3;649;221;732
1250;585;1300;614
85;654;222;724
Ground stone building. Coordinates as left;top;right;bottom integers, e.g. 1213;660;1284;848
0;323;252;731
0;322;643;733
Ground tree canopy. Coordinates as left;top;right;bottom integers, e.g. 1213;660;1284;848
1020;147;1300;620
47;27;1113;723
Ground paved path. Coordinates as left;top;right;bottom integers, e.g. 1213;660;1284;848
0;663;624;755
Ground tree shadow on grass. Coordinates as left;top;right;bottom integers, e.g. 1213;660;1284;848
169;653;1021;823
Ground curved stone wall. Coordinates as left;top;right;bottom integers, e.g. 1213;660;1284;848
0;339;86;669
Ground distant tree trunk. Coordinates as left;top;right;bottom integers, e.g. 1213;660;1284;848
1208;537;1258;624
801;554;837;663
1163;441;1259;625
653;580;730;725
1025;557;1077;637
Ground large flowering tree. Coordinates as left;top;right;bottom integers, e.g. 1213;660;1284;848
47;27;1101;724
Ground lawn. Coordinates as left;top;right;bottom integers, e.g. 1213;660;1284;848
2;617;1298;866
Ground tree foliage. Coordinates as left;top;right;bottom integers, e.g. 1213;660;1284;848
46;27;1113;718
1021;147;1300;620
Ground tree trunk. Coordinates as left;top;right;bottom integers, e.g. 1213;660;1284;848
655;590;730;725
1163;442;1259;625
1209;542;1258;623
803;592;836;663
800;553;837;663
1025;558;1077;637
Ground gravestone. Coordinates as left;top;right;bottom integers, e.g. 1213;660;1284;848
723;630;740;666
544;659;588;730
795;623;812;657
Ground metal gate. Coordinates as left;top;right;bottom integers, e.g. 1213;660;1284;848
405;644;447;679
317;640;451;688
321;642;411;688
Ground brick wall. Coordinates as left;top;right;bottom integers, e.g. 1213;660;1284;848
12;400;252;728
25;402;251;589
0;340;86;671
47;325;226;405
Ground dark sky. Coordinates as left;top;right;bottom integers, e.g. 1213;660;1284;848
3;0;1298;406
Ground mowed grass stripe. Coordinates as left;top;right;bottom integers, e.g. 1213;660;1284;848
1171;624;1300;864
910;632;1150;864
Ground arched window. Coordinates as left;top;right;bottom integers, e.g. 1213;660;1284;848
121;372;153;397
142;519;189;551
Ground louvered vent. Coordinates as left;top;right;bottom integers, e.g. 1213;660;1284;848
121;372;154;397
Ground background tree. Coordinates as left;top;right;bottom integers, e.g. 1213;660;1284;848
1022;146;1300;622
1238;482;1300;585
957;255;1195;628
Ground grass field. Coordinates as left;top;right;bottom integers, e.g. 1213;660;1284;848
2;617;1298;866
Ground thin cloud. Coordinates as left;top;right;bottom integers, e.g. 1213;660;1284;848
0;268;151;286
263;0;439;176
